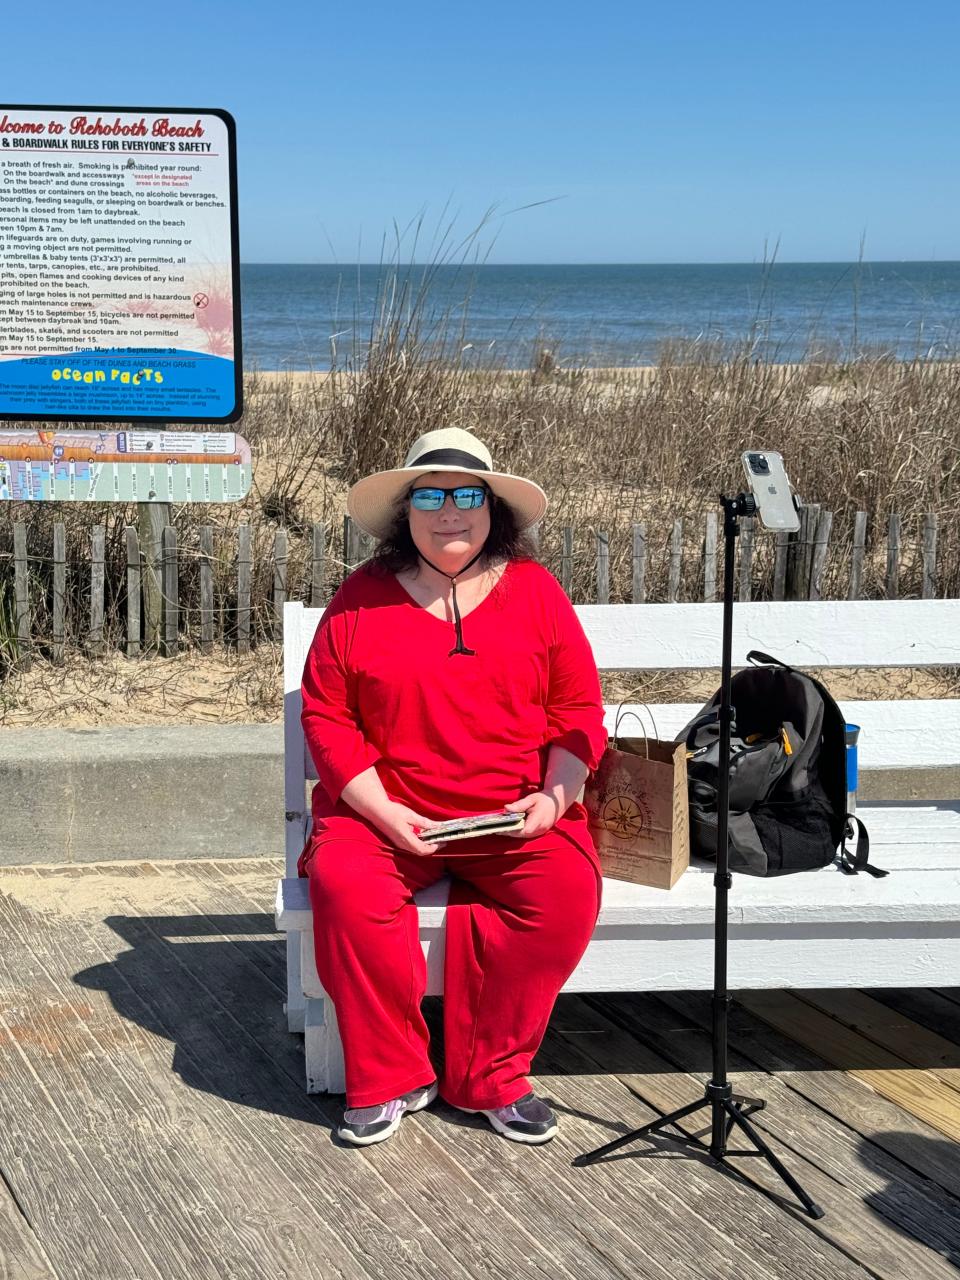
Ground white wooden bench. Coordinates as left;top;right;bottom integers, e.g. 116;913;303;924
276;597;960;1093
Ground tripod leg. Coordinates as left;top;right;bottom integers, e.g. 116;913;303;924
573;1094;711;1166
731;1094;766;1119
724;1108;737;1144
724;1096;763;1143
723;1100;824;1219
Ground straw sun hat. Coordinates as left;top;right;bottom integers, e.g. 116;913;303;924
346;427;547;541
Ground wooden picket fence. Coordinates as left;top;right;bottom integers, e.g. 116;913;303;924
0;507;949;671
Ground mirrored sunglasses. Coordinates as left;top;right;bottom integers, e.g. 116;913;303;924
410;485;488;511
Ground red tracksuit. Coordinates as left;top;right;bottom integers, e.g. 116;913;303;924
298;556;607;1109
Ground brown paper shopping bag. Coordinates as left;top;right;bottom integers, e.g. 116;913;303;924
583;707;690;889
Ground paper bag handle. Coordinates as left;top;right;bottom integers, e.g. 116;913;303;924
613;701;660;756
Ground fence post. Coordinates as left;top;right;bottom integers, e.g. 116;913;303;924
359;528;376;562
13;521;30;670
237;523;251;654
311;522;326;607
125;526;141;657
53;521;66;664
786;503;819;599
199;526;214;655
274;528;288;634
667;519;683;603
561;526;574;597
808;509;833;602
138;502;170;652
162;524;178;656
772;531;790;601
89;525;105;656
703;512;718;602
343;515;358;573
738;516;754;602
848;511;867;601
596;531;609;604
631;523;646;603
885;513;901;599
922;513;938;599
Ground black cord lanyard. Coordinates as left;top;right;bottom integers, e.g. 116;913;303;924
416;548;485;656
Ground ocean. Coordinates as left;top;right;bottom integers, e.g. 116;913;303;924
239;261;960;372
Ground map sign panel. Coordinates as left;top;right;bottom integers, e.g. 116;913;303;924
0;428;251;501
0;104;241;423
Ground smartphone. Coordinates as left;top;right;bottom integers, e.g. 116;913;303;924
741;451;800;532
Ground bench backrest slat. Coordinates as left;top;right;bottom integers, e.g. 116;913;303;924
285;600;960;676
576;601;959;669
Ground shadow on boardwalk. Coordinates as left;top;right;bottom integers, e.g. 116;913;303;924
0;859;958;1280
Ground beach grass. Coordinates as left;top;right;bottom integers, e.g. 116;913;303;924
1;235;959;667
242;347;960;602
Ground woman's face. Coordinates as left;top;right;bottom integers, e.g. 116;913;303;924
407;470;492;568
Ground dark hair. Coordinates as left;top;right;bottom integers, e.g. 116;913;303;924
369;483;536;575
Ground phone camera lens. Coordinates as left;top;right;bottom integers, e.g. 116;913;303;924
748;453;770;474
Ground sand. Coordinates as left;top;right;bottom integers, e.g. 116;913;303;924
0;648;952;733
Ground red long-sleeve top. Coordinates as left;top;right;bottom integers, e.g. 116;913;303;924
300;556;608;865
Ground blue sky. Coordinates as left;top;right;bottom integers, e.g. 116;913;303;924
4;0;959;263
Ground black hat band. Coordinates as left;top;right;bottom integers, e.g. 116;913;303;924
412;448;490;472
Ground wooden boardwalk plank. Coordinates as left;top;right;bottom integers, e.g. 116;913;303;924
0;889;299;1280
869;987;960;1052
582;991;960;1275
649;990;960;1252
172;860;960;1280
0;1180;58;1280
738;991;960;1141
218;862;860;1280
423;1001;863;1280
0;909;172;1278
165;860;654;1280
679;988;960;1204
513;1012;873;1280
0;885;312;1280
83;871;509;1280
93;864;587;1280
8;860;960;1280
199;863;681;1280
796;989;960;1082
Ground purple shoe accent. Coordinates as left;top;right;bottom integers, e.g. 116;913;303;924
338;1081;438;1146
456;1091;559;1144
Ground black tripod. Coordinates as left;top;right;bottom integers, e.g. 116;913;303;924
573;492;824;1221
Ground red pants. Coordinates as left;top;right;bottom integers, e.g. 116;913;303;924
304;821;602;1110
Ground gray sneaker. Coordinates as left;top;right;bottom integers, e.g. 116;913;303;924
459;1092;558;1144
337;1081;438;1146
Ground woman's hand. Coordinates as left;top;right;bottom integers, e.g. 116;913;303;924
503;747;589;839
371;801;445;857
341;769;443;856
504;791;561;838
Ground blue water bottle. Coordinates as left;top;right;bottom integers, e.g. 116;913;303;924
845;723;860;814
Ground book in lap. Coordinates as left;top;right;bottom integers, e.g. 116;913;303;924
418;810;525;843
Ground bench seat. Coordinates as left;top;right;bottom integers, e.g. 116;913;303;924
278;801;960;1092
277;597;960;1093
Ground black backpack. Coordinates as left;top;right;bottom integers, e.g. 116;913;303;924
678;651;888;878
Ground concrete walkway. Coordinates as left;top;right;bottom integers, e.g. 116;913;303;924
0;725;282;864
0;721;952;865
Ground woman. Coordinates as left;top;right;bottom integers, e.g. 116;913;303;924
299;426;607;1147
